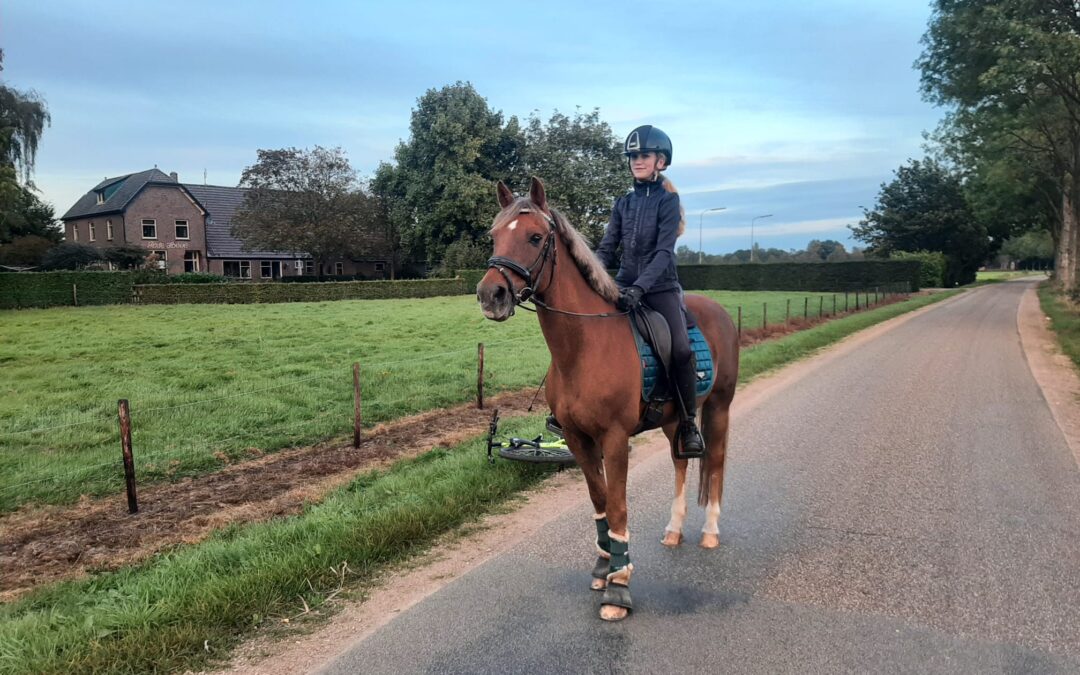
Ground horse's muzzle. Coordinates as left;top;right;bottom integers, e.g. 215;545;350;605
477;271;515;321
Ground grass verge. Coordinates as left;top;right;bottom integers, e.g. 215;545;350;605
1038;283;1080;370
0;289;961;673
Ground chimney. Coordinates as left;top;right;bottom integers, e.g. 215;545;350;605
169;171;178;182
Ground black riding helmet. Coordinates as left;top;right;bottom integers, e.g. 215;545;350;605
623;125;673;167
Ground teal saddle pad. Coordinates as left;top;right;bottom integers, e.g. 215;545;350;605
632;323;714;402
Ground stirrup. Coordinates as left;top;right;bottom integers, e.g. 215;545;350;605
545;415;564;438
675;421;705;460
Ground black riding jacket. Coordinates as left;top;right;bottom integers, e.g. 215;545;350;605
594;176;682;294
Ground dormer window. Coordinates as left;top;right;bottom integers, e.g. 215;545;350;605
96;191;105;205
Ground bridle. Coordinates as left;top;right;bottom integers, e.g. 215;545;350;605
485;207;628;319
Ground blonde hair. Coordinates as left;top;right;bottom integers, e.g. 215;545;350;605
661;176;686;236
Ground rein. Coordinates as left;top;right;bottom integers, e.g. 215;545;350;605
486;208;628;319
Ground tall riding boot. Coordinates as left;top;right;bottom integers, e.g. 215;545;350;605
675;361;705;458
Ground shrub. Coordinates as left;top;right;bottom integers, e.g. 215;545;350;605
40;243;103;270
890;251;945;288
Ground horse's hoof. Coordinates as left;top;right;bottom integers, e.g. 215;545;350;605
699;532;720;549
591;577;607;591
661;530;683;547
600;605;630;622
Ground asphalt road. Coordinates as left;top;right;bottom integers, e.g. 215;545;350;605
323;280;1080;674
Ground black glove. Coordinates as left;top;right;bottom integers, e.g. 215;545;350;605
618;285;645;311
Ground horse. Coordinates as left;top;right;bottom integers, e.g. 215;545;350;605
476;177;740;622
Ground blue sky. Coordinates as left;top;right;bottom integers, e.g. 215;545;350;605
5;0;941;255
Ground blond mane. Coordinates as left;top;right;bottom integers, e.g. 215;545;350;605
492;197;620;303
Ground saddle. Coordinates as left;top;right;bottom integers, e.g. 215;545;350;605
629;306;714;434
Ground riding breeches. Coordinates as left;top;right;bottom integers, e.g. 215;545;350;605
642;289;692;371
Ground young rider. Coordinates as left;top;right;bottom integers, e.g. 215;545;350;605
594;125;704;456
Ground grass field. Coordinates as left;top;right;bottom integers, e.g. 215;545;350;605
0;289;960;674
0;288;906;512
1038;283;1080;370
976;270;1049;282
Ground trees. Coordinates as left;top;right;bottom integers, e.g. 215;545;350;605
919;0;1080;288
851;158;987;285
40;243;102;270
371;83;523;268
231;146;383;277
520;109;625;244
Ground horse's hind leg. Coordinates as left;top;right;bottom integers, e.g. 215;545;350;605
661;422;688;547
699;402;731;549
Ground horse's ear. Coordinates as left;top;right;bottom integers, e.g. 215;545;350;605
529;177;548;211
496;181;514;209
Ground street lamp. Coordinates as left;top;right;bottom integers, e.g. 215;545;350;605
698;207;726;264
750;214;773;263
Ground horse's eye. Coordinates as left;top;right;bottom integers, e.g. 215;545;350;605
529;234;543;246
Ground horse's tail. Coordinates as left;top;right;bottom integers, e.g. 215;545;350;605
662;176;687;237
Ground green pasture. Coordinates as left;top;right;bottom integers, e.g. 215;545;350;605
0;289;960;674
976;270;1048;283
0;287;905;512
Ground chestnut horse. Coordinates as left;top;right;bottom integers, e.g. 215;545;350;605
477;177;739;622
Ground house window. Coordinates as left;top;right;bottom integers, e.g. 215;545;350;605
294;260;303;271
261;261;272;278
223;260;251;279
96;191;104;205
175;220;189;240
150;250;166;270
334;262;344;275
106;220;113;241
303;260;314;276
89;222;96;241
72;223;79;241
142;219;157;239
184;251;200;273
374;262;385;272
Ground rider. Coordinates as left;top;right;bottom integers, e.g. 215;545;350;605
595;125;705;455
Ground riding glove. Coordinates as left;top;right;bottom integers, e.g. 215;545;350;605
618;285;645;311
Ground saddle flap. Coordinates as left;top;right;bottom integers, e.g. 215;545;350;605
632;307;672;375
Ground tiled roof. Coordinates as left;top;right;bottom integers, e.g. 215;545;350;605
182;184;302;259
61;168;175;220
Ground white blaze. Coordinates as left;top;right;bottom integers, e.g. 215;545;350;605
507;220;518;230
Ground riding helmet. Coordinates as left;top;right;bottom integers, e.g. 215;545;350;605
623;125;673;167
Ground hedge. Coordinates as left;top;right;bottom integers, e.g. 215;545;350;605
889;251;945;289
458;260;921;294
0;271;143;309
133;278;470;304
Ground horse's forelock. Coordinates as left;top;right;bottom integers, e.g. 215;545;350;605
490;196;537;232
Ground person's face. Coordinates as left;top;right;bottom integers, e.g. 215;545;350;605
628;151;664;180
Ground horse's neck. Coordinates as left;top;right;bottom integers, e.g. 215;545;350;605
536;240;623;374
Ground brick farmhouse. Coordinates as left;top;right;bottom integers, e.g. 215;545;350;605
61;168;388;279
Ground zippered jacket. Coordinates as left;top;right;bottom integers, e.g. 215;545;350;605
594;176;682;294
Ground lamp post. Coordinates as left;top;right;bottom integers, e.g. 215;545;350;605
750;213;773;263
698;207;726;264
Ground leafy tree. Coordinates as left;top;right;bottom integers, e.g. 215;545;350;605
805;239;847;261
232;146;384;277
431;237;491;277
371;83;524;267
0;51;49;186
0;165;60;244
41;242;102;270
919;0;1080;288
520;108;626;244
1000;229;1055;268
851;158;987;285
0;234;52;267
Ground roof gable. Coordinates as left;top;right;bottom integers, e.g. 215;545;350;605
61;168;175;220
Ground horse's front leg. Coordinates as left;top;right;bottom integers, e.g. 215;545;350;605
563;428;609;591
661;422;688;547
598;432;633;622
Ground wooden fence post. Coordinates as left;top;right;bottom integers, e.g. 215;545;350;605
117;399;138;514
353;363;362;448
819;296;823;318
73;284;78;307
477;342;485;409
856;291;861;310
832;294;837;316
845;291;849;312
785;299;791;325
804;297;809;319
762;302;767;330
737;306;742;339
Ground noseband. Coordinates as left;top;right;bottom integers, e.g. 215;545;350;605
486;208;557;309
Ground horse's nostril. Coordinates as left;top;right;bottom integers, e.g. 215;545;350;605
494;285;507;299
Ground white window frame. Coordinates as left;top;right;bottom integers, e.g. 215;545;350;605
96;192;104;205
106;219;113;241
334;262;344;275
89;222;96;241
294;260;303;271
183;251;200;273
174;220;189;240
72;223;79;241
261;261;272;278
150;250;166;270
303;260;314;276
223;260;252;279
142;219;157;239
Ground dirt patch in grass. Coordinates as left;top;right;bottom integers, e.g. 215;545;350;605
0;390;542;602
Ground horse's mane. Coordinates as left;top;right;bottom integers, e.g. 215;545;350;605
492;197;620;304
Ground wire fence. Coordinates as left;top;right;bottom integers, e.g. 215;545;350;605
0;286;908;513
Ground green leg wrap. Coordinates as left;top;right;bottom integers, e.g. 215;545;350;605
595;516;611;557
608;536;630;574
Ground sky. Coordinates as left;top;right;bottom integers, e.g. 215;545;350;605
4;0;943;255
